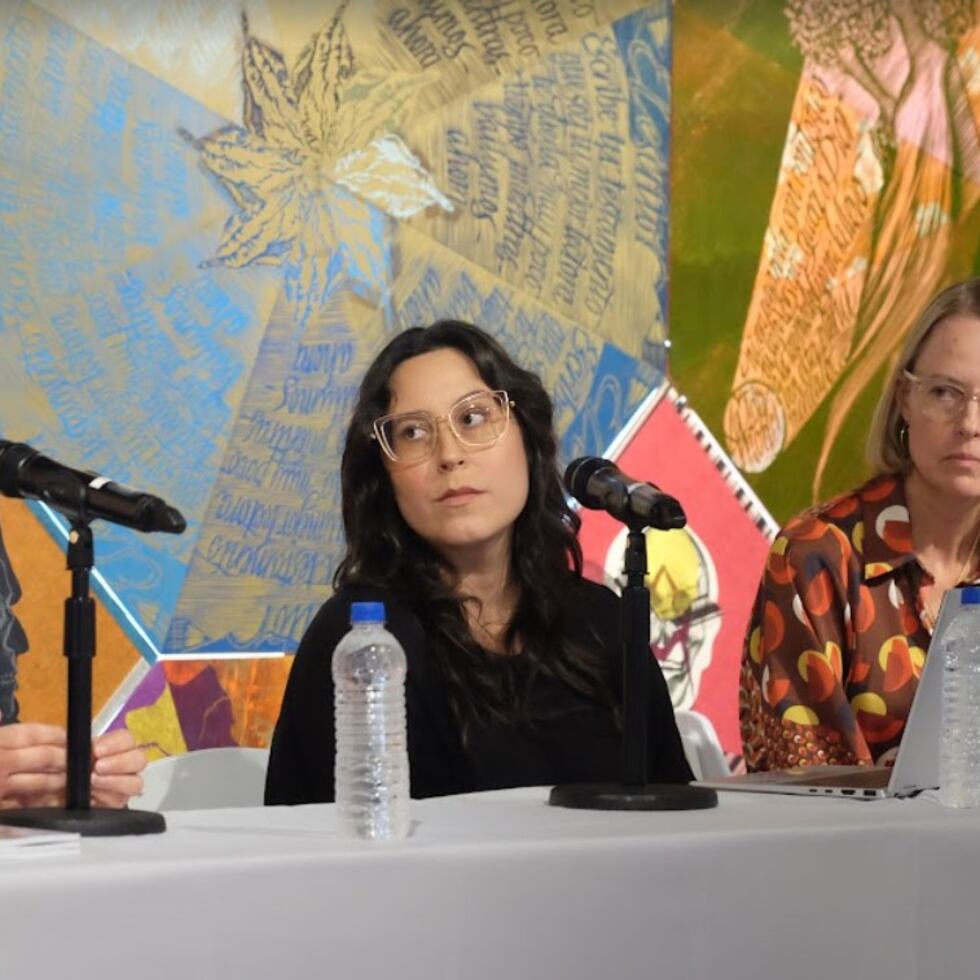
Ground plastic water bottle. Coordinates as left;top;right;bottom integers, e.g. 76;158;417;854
939;586;980;808
332;601;410;838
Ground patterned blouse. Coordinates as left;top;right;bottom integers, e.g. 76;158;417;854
739;473;975;771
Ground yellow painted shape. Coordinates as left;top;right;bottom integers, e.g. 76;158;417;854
645;527;702;621
125;686;188;762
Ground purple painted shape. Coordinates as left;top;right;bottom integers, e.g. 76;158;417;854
104;663;168;732
169;665;236;750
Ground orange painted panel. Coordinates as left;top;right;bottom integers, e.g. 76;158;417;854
0;498;140;725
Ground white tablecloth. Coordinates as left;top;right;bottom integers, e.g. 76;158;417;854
2;787;979;980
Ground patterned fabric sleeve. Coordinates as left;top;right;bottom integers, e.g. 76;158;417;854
0;524;28;725
739;515;871;771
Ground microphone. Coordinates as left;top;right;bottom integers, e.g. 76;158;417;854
564;456;686;530
0;440;187;534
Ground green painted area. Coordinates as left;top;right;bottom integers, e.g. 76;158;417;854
680;0;803;74
670;0;980;527
670;1;802;521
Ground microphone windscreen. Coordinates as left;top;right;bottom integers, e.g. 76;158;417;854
563;456;610;505
0;441;33;498
162;505;188;534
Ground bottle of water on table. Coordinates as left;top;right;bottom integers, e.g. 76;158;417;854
939;586;980;808
333;601;410;838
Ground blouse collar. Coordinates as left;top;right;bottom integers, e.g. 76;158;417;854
856;475;919;583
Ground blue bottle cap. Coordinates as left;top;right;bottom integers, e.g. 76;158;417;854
350;601;386;624
961;586;980;605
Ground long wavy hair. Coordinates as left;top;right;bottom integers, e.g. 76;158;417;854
335;320;614;740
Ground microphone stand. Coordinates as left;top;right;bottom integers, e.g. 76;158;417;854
0;520;165;835
550;515;717;811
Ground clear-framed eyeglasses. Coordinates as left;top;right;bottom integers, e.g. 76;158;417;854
903;370;980;423
372;390;515;463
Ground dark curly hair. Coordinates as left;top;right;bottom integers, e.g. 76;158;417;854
335;320;614;740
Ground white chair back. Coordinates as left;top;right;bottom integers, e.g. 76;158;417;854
674;709;730;780
137;747;270;811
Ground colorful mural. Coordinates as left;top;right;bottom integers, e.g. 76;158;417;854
578;386;772;754
13;0;955;767
2;1;716;756
672;0;980;524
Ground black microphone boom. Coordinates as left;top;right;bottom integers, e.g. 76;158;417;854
0;440;186;534
564;456;686;530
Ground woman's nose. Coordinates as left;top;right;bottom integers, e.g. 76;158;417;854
958;396;980;435
434;421;465;469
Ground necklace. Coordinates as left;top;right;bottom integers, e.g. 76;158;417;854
922;520;980;628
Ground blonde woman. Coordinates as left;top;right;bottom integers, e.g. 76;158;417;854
741;278;980;771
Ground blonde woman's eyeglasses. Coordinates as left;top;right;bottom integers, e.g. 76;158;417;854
372;390;515;463
903;370;980;423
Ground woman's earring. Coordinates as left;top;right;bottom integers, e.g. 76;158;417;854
899;421;909;455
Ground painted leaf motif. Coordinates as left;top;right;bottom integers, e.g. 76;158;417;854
293;5;355;150
186;11;451;310
241;20;307;152
196;127;299;211
334;135;454;219
329;69;433;158
294;192;340;260
210;201;302;268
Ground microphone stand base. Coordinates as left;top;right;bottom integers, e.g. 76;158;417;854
549;782;718;811
0;807;166;836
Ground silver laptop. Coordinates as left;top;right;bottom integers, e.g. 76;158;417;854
697;588;960;800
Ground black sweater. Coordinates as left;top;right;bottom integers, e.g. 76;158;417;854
265;578;693;804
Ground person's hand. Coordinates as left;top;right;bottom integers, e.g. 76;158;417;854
91;729;146;809
0;722;67;809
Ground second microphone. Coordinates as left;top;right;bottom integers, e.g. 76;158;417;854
564;456;686;530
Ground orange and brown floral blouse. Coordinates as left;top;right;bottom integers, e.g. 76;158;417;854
740;474;977;772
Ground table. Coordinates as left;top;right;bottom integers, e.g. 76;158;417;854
2;787;979;980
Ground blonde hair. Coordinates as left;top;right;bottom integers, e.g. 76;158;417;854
867;277;980;474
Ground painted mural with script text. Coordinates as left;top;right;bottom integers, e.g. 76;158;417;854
3;1;753;755
1;0;669;663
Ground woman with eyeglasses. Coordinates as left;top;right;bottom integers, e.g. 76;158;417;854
741;278;980;772
265;320;692;804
